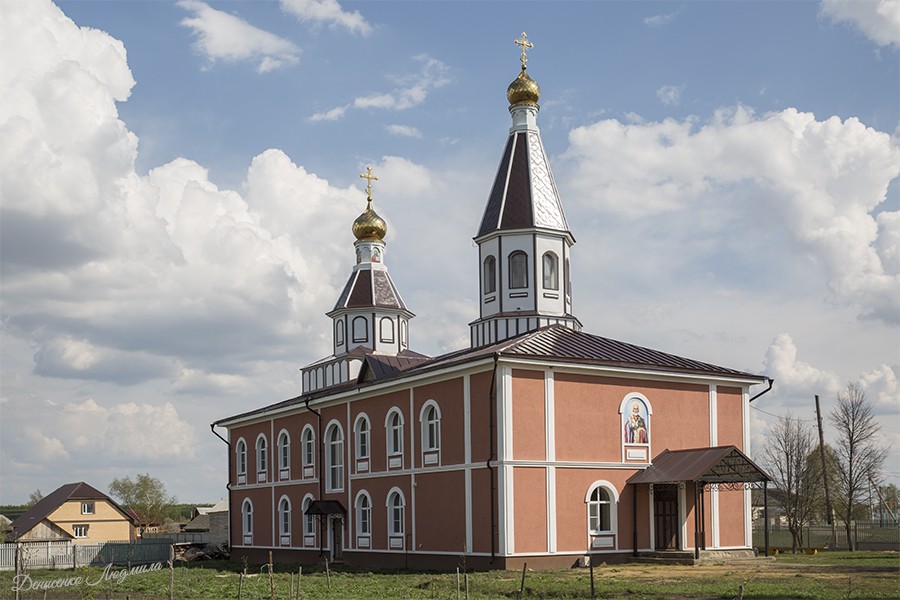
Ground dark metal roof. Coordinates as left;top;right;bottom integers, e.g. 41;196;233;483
9;482;134;540
215;325;766;426
360;352;431;382
627;446;770;485
332;268;408;311
305;500;346;516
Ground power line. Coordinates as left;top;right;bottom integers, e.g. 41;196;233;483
749;404;817;422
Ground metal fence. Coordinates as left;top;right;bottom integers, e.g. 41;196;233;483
753;520;900;551
0;540;171;571
142;531;208;544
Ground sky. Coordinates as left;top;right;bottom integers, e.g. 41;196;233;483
1;0;898;507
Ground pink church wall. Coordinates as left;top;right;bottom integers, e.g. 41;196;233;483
512;369;546;461
513;467;547;553
414;470;467;552
414;377;465;466
717;387;744;449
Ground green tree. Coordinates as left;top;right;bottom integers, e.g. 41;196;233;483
108;473;176;530
828;383;889;550
762;415;822;552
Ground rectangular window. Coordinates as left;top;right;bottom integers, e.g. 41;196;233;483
81;502;95;515
73;525;89;538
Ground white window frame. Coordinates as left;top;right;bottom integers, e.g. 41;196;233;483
379;317;395;343
385;408;404;458
302;494;316;543
354;414;370;460
355;491;372;539
585;481;619;538
419;400;441;465
301;425;316;477
386;488;405;538
278;495;291;545
256;433;268;480
81;502;95;515
277;429;290;473
241;498;253;545
73;524;89;538
352;316;368;343
325;420;344;492
483;255;496;294
235;437;248;483
509;251;528;289
542;251;559;290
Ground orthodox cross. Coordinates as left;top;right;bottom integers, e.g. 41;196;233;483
514;32;533;69
360;165;378;200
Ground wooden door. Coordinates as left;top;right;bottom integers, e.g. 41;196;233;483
654;485;679;550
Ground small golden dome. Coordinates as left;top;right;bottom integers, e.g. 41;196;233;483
352;199;387;241
507;68;540;106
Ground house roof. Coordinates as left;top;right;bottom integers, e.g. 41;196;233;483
216;325;767;426
8;482;134;540
626;446;771;485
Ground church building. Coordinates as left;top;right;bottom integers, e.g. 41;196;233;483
214;34;772;569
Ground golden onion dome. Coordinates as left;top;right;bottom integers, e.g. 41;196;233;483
352;199;387;241
507;68;540;106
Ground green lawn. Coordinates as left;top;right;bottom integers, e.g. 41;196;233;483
1;551;897;599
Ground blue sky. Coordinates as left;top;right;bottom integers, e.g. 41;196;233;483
1;0;898;506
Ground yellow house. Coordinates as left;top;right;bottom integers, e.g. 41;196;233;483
9;482;134;544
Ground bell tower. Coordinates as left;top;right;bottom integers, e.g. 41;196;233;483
469;33;581;348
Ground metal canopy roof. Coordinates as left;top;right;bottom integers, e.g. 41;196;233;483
627;445;770;485
304;500;347;516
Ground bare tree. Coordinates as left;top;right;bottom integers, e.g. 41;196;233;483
762;415;821;552
25;489;43;508
828;382;889;550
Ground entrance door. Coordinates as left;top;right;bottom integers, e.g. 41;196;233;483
654;485;679;550
330;516;343;561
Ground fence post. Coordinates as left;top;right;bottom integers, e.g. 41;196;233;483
14;542;20;600
168;544;174;600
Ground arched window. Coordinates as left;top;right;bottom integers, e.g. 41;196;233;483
325;422;344;492
301;425;315;474
256;434;268;476
277;430;290;472
387;490;405;536
241;499;253;544
235;438;247;479
380;317;395;343
356;491;372;537
542;251;559;290
302;495;316;540
420;401;441;452
483;255;496;294
278;496;291;543
565;257;571;297
335;320;345;345
585;482;619;536
386;409;404;457
355;414;370;460
352;316;368;343
509;251;528;289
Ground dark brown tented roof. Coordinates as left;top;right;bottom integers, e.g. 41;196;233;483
627;446;770;485
359;352;431;382
476;130;570;238
305;500;346;516
9;482;133;540
332;268;408;312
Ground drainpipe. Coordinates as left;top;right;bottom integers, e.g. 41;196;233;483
748;378;774;403
303;398;325;557
486;353;500;564
210;424;232;547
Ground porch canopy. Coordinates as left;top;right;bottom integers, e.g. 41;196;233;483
305;500;347;516
627;445;771;558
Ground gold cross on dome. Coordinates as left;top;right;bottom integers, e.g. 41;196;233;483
514;32;533;69
359;165;378;200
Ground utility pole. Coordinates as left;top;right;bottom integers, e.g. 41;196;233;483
815;395;837;547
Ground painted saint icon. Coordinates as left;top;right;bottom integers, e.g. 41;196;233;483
623;400;649;444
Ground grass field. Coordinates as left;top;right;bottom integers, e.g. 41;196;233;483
0;551;897;599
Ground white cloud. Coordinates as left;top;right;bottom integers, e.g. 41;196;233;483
644;11;678;27
280;0;372;35
385;124;422;138
178;0;300;73
656;84;686;106
309;105;349;122
763;333;842;398
561;106;900;323
820;0;900;47
310;54;450;121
